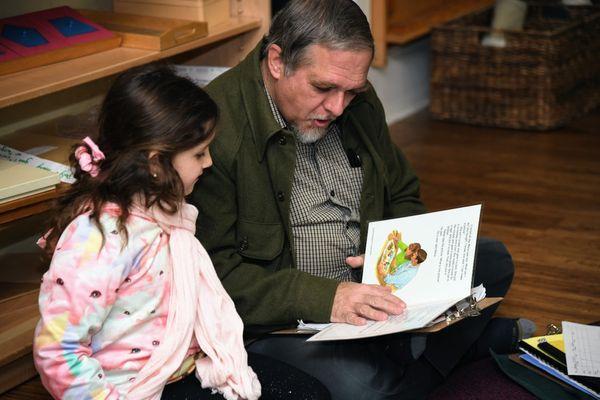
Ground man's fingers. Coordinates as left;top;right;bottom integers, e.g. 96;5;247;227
361;285;406;314
331;282;406;325
345;254;365;269
346;313;367;326
379;295;406;314
357;304;388;321
362;294;404;316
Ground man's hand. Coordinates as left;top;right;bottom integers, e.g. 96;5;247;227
330;282;406;325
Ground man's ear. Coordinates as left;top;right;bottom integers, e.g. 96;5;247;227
266;44;285;80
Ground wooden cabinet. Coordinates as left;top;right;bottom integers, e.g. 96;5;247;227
370;0;495;67
0;2;270;393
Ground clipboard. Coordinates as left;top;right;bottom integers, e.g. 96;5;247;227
272;296;503;336
413;296;502;333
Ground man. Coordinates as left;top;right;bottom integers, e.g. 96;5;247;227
192;1;528;398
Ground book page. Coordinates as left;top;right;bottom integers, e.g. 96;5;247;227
362;205;481;306
307;301;453;342
174;65;230;87
563;322;600;378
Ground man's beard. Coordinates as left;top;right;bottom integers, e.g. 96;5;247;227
291;116;332;144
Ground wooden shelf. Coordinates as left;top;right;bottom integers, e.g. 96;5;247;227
0;16;261;109
0;285;40;392
0;184;68;225
0;4;268;395
386;0;494;45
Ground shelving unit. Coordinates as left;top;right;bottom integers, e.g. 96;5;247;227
386;0;494;45
0;184;68;225
0;16;261;108
370;0;494;66
0;8;267;394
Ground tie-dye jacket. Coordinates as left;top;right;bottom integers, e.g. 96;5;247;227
34;208;198;399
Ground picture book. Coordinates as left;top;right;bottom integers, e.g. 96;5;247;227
308;204;483;341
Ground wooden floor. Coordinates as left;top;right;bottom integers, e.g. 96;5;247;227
2;110;599;399
390;110;600;333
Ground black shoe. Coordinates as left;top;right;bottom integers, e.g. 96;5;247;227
468;317;536;360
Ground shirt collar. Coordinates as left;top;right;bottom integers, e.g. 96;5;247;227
263;87;287;129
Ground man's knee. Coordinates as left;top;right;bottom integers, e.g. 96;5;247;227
475;237;514;297
248;336;413;400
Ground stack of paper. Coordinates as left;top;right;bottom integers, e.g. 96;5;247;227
0;159;60;204
517;323;600;399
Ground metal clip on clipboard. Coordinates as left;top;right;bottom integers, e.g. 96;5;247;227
445;295;482;324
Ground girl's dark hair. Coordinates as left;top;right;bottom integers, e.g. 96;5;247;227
44;63;218;254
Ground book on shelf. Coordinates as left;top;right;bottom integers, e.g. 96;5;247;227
0;159;60;204
300;204;501;341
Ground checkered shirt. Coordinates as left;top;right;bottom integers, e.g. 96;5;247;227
265;88;363;281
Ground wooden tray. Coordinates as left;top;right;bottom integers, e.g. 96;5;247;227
0;35;121;76
0;7;122;76
79;9;208;51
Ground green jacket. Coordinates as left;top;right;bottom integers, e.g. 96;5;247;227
192;42;426;327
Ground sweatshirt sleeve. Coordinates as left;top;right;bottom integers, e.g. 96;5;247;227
34;213;131;399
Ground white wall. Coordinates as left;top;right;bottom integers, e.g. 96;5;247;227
369;39;430;124
355;0;430;124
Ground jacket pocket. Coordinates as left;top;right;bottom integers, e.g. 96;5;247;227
236;220;284;261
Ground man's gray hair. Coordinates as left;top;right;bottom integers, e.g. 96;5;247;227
260;0;374;74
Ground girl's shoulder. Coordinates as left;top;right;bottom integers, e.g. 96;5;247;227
55;208;122;254
54;204;163;263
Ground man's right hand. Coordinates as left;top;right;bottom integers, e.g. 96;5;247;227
330;282;406;325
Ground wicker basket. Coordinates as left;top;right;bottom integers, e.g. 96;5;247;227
430;3;600;130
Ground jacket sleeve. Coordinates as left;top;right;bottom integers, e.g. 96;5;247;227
34;214;129;399
193;159;340;326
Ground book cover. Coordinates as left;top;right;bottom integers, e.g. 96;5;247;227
0;159;60;204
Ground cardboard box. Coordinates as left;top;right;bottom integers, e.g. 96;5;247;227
113;0;230;29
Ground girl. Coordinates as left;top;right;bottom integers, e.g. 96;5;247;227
33;64;328;400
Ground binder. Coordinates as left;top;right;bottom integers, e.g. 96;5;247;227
414;296;502;333
518;334;600;398
272;296;503;335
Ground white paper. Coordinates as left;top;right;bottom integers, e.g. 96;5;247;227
297;320;329;332
308;301;456;341
174;65;230;87
427;284;486;326
0;144;74;184
308;205;482;341
363;205;480;305
563;321;600;378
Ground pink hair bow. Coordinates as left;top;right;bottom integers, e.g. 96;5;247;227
75;137;105;177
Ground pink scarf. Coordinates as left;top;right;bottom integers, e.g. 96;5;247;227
126;202;261;400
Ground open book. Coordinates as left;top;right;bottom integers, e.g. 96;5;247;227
308;204;488;341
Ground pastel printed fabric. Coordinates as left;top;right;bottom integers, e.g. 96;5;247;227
34;209;198;399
